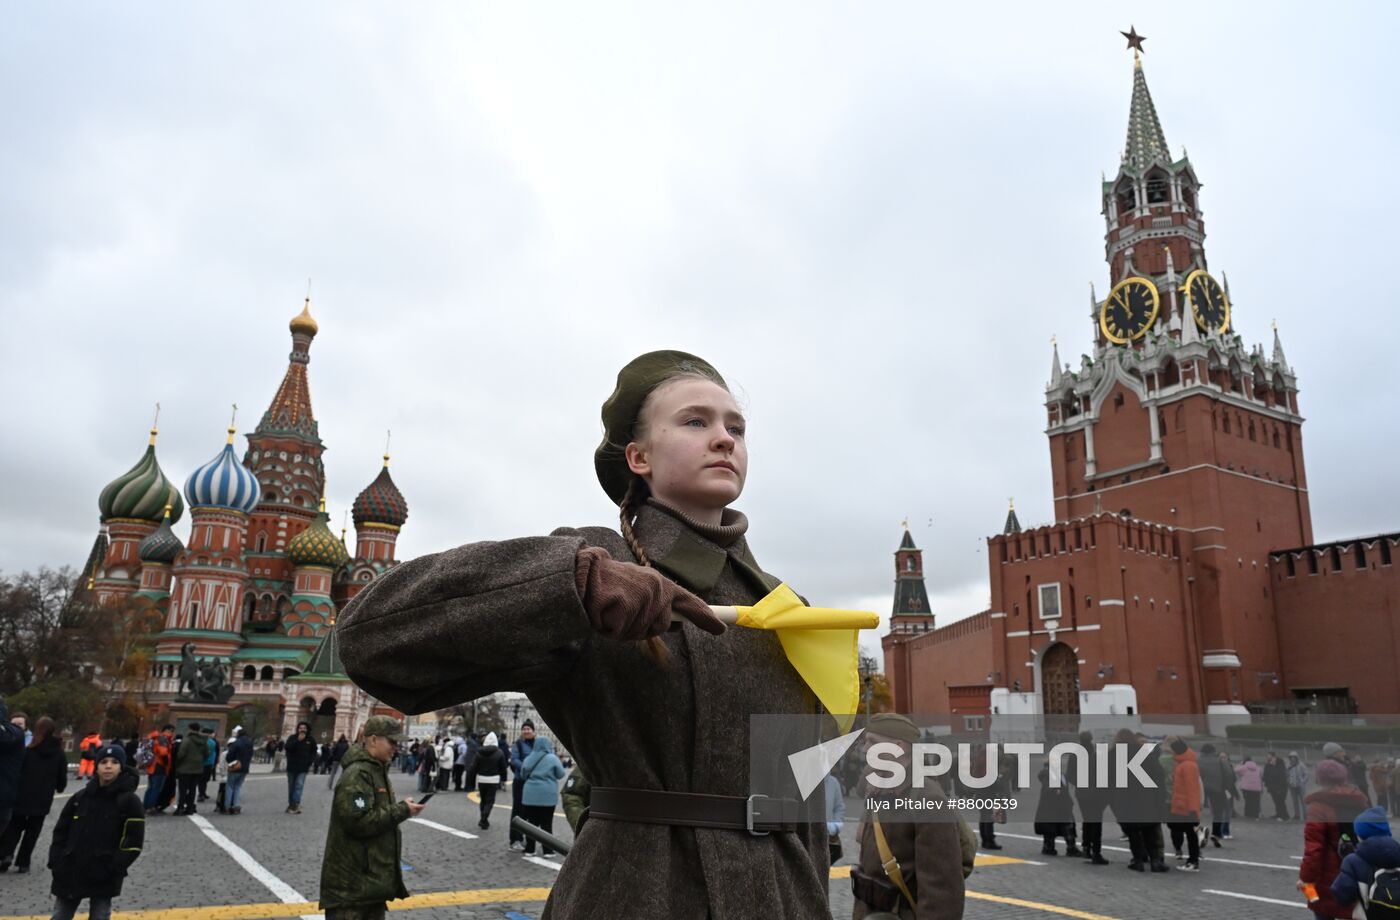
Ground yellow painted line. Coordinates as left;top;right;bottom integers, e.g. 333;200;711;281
0;857;1045;920
967;890;1120;919
0;888;556;920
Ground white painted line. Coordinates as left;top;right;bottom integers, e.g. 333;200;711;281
409;817;479;840
188;815;314;917
995;832;1295;870
522;855;562;872
1202;889;1305;908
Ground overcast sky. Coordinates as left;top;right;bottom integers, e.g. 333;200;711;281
3;3;1397;660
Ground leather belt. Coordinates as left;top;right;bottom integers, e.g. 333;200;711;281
589;787;802;836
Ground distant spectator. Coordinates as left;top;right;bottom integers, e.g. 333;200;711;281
0;715;65;872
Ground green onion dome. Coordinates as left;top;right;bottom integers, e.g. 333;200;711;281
99;429;185;524
288;502;351;569
138;504;184;564
352;456;408;529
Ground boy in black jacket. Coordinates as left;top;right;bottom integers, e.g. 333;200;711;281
49;744;145;920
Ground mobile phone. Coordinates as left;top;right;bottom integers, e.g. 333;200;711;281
417;793;434;805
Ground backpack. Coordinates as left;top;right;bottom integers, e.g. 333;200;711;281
137;738;156;769
1364;867;1400;918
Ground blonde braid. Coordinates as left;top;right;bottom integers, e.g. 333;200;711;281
619;476;668;664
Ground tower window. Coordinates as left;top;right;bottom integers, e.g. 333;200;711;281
1331;547;1342;572
188;601;200;628
261;665;274;680
1356;545;1367;569
1381;541;1393;566
1285;556;1296;577
1116;185;1135;215
243;665;256;680
1223;414;1231;434
1308;552;1318;575
256;532;267;552
1145;174;1170;204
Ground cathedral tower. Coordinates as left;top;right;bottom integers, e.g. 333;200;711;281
93;423;183;604
242;297;327;629
159;423;261;658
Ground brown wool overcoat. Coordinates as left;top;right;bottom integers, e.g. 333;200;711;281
336;502;831;919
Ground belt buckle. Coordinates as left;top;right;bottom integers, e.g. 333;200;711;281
745;793;771;836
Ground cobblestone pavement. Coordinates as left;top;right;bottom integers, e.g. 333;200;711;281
0;765;1320;919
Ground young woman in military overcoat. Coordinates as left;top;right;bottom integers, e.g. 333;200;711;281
338;351;831;919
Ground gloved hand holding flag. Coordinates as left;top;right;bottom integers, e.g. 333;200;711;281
708;584;879;732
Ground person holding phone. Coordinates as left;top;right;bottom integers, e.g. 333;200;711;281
319;717;425;920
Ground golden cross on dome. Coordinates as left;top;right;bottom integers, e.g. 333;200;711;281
901;518;909;531
150;402;162;445
384;429;392;467
226;404;239;443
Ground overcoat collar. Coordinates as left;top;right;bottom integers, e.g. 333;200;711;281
631;502;777;599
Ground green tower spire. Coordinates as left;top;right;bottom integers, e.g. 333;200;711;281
1122;55;1171;174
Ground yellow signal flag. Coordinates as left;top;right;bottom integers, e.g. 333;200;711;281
712;583;880;733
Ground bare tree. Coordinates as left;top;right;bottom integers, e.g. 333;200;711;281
0;567;83;693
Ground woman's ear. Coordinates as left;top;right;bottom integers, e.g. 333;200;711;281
625;442;651;477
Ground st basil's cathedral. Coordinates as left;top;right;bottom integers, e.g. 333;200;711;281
78;298;407;742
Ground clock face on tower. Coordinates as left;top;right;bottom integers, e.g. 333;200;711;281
1099;276;1161;344
1183;269;1230;334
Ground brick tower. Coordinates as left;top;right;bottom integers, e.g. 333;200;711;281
159;422;262;658
1032;48;1309;714
242;297;327;630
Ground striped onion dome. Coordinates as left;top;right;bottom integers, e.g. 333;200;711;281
98;431;185;523
288;507;350;568
352;458;408;528
185;429;262;514
138;505;184;564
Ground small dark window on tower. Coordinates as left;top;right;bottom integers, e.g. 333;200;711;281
255;532;267;552
1307;552;1318;575
1248;421;1256;442
261;665;274;680
905;557;914;573
1273;430;1281;448
1116;185;1135;215
242;665;256;680
1285;556;1296;577
1381;541;1393;566
1223;414;1231;434
1330;546;1342;572
1114;392;1125;409
1356;545;1367;569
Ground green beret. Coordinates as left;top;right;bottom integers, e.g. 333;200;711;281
865;712;921;743
594;350;726;505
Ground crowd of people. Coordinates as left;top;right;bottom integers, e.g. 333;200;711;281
388;720;566;849
10;677;1400;920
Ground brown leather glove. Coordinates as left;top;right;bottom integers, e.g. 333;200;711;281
574;546;726;640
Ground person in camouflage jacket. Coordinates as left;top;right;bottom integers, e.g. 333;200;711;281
318;717;425;920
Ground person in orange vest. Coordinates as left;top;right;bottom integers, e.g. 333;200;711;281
76;731;103;778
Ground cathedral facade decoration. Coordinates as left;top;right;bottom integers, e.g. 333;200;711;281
79;298;408;743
